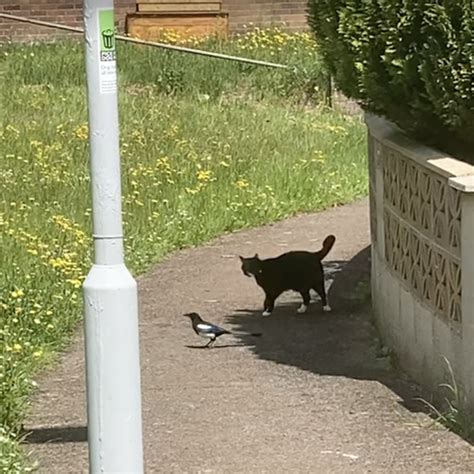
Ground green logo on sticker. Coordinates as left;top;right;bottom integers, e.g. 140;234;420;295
102;29;114;49
99;9;116;61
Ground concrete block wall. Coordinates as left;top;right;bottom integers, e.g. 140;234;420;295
366;113;474;410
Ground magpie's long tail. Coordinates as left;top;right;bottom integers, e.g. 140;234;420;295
231;331;262;337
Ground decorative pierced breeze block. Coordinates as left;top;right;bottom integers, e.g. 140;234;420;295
379;141;462;323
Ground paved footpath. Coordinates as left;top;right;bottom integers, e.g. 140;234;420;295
24;199;474;472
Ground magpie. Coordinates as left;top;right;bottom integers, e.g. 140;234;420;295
183;312;262;348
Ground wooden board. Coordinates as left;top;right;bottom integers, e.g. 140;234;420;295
127;13;229;40
138;3;221;13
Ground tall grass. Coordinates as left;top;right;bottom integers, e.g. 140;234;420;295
2;29;328;103
0;29;367;471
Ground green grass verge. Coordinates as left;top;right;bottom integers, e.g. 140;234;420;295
1;30;328;103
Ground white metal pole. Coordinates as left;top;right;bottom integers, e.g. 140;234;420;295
82;1;144;472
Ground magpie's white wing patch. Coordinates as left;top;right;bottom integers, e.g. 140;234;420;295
196;323;214;332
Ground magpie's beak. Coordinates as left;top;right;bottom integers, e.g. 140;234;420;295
183;313;192;318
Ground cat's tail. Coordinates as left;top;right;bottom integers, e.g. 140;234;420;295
314;234;336;260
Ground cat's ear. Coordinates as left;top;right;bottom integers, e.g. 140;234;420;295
239;255;244;261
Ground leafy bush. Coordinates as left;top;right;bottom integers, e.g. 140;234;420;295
308;0;474;161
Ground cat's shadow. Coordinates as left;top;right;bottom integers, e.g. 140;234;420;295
225;246;425;415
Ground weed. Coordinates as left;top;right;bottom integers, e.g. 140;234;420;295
417;357;474;441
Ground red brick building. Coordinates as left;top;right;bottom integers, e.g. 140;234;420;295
0;0;308;42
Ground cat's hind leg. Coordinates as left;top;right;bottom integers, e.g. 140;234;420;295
297;289;311;314
313;279;331;312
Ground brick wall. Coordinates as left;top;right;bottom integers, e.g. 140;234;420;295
222;0;309;33
0;0;308;42
0;0;136;42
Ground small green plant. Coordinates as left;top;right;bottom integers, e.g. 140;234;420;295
417;357;474;441
0;426;33;473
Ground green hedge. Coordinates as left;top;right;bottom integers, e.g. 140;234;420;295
308;0;474;161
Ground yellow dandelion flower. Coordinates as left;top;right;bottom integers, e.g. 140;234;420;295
11;289;24;298
197;170;212;182
74;124;89;140
66;279;82;289
13;343;22;352
235;179;250;189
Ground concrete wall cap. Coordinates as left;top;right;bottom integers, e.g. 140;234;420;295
365;113;474;180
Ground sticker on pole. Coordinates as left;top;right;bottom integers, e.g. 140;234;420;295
98;9;117;94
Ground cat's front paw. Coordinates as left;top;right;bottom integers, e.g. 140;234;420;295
322;304;332;312
297;304;308;314
262;310;272;317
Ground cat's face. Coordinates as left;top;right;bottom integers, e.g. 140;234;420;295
239;254;262;277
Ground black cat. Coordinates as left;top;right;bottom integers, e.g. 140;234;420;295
240;235;335;316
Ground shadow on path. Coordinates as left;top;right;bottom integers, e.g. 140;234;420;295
23;425;87;444
225;246;425;414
